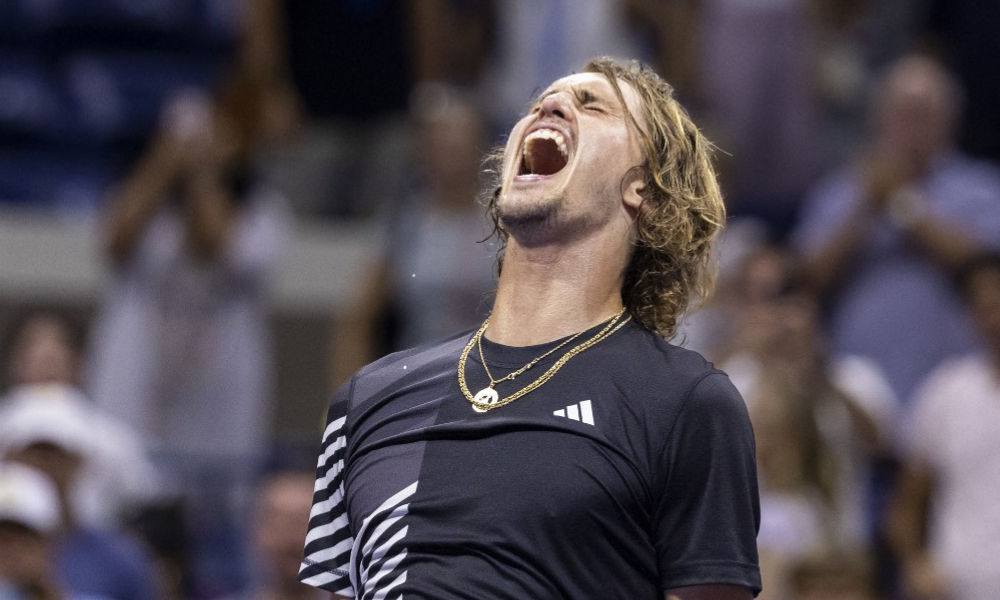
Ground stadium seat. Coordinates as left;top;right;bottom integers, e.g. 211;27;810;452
0;54;67;142
60;53;220;145
0;148;115;211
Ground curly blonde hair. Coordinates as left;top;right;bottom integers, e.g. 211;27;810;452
483;57;725;339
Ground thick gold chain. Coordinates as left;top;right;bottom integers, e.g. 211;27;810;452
458;310;632;412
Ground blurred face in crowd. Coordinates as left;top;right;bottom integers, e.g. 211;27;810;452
0;521;51;588
253;472;316;586
7;315;79;387
873;57;958;168
738;248;821;362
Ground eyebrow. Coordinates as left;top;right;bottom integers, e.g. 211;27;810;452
532;84;614;110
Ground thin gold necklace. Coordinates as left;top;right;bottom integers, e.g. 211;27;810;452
458;308;631;412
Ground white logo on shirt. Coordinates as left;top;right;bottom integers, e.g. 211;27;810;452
553;400;595;426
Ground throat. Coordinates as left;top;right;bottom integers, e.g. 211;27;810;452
490;266;626;347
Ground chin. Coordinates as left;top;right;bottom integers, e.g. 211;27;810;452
497;192;563;242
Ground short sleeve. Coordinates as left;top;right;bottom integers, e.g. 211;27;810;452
653;373;762;595
300;380;356;596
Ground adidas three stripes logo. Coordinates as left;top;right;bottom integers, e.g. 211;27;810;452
553;400;595;426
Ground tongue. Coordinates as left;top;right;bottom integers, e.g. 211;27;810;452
523;137;567;176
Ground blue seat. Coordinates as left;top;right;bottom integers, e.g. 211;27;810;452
23;0;201;45
0;54;68;141
195;0;241;50
0;149;114;211
60;53;221;144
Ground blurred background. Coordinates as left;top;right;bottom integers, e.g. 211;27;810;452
1;1;999;600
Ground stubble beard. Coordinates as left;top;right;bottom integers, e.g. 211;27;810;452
496;191;570;247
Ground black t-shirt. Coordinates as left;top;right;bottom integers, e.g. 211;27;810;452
300;320;761;599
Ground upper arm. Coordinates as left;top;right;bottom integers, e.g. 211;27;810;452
299;382;357;596
665;584;755;600
653;373;761;594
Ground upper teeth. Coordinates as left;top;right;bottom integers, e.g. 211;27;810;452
525;128;568;158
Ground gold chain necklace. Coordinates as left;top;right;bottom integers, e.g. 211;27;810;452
475;316;597;388
458;308;632;412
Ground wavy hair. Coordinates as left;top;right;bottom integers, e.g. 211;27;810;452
483;57;725;339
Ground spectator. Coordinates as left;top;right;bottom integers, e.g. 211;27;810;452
85;74;290;598
791;54;1000;405
1;310;85;391
788;550;881;600
889;253;1000;600
242;0;418;218
482;0;645;132
409;0;498;88
678;0;823;230
0;403;162;600
220;469;322;600
1;311;159;529
922;0;1000;163
330;88;495;388
719;246;897;599
0;462;112;600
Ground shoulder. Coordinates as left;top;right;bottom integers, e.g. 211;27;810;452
913;353;993;403
347;329;474;408
607;325;745;420
903;353;993;457
906;353;994;440
618;325;716;376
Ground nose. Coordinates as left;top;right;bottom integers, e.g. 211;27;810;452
538;92;572;121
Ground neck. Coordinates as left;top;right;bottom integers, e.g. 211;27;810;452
488;230;629;346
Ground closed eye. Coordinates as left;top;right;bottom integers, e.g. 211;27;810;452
576;89;610;113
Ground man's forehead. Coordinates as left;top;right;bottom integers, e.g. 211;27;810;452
543;72;611;92
540;72;638;105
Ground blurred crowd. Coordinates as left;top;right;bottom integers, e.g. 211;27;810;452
2;1;1000;600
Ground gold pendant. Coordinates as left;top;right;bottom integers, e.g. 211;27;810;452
472;387;499;412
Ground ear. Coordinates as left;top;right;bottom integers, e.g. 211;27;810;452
621;166;646;217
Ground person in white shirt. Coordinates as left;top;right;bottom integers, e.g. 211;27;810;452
890;252;1000;600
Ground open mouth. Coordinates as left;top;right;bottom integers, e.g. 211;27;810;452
518;128;569;177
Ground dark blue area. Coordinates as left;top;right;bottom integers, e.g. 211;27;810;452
0;0;234;210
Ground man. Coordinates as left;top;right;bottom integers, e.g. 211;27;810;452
0;462;64;600
1;313;159;528
300;57;761;599
214;469;324;600
0;397;162;600
791;54;1000;405
889;253;1000;600
0;462;112;600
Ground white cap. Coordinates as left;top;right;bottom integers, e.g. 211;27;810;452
0;383;96;457
0;462;61;533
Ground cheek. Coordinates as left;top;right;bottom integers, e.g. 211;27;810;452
501;120;532;174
